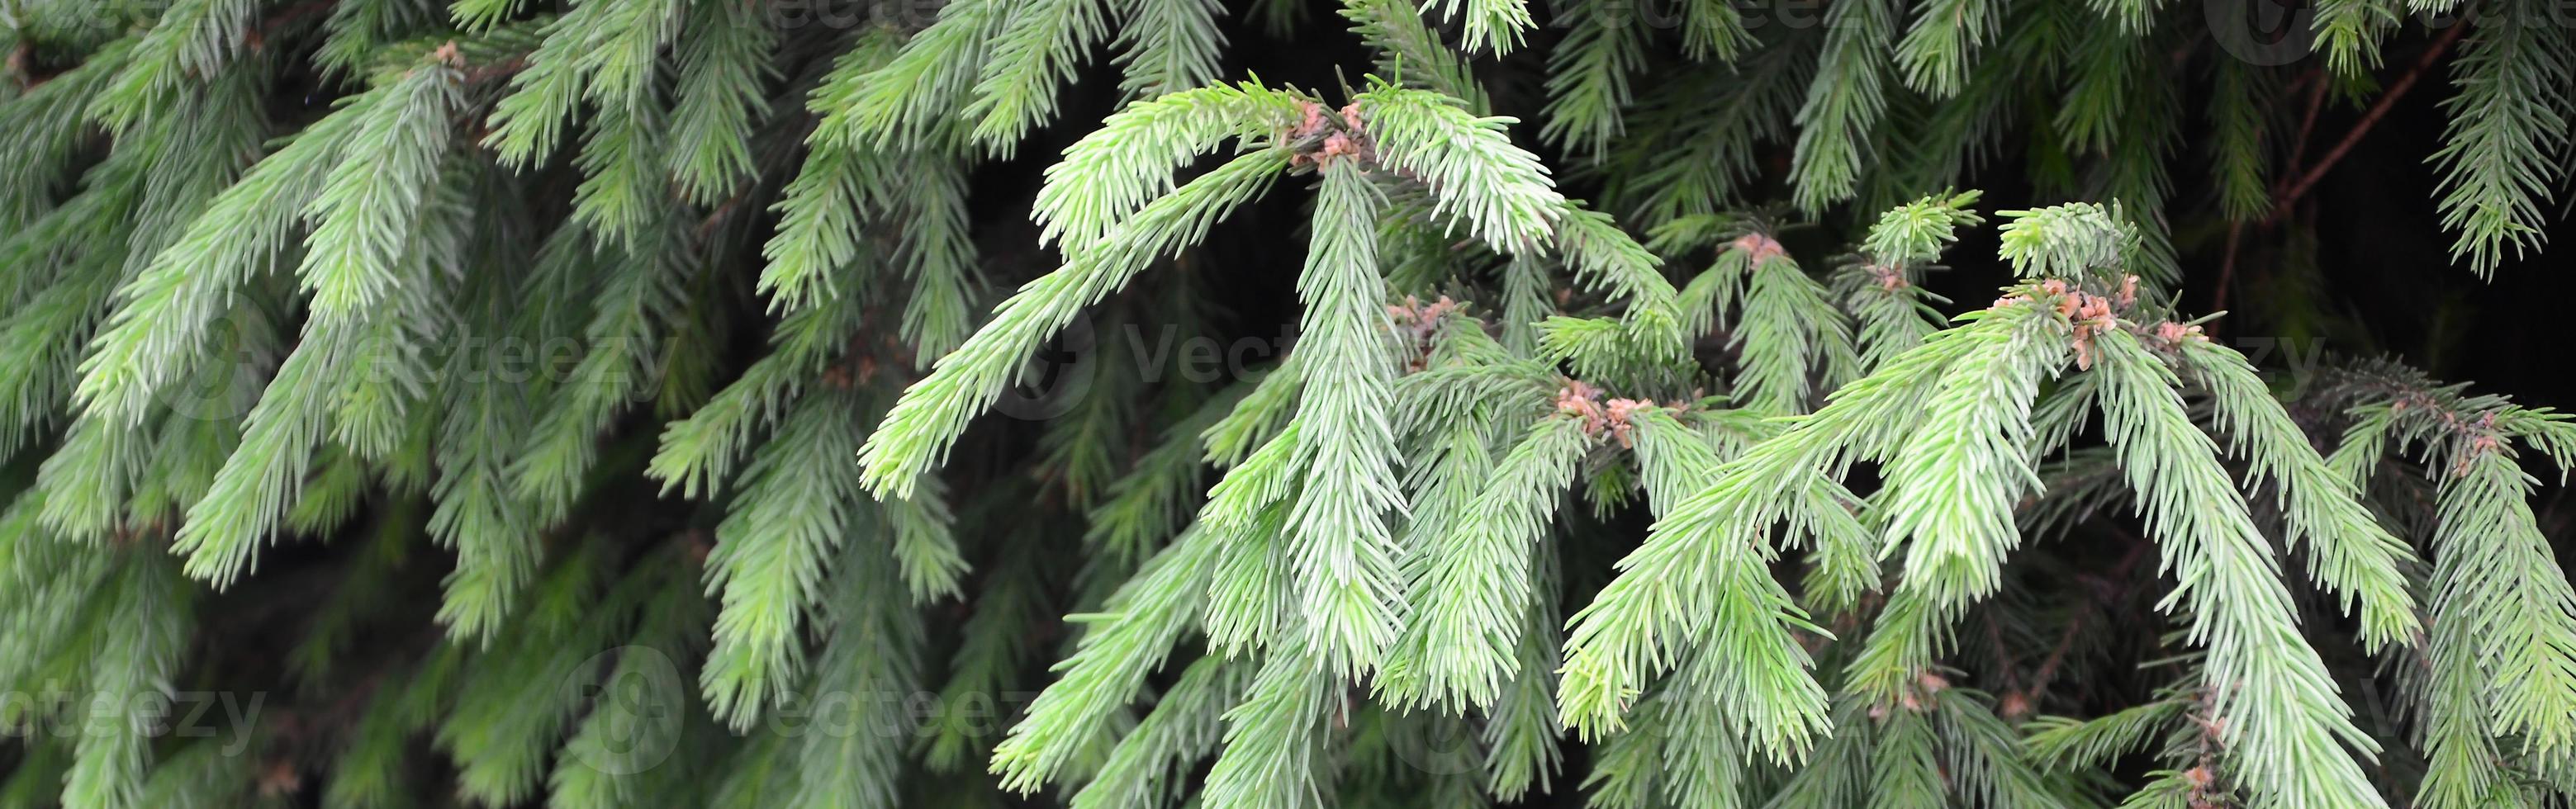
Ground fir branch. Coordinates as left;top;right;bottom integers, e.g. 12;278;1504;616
1483;540;1568;801
828;0;1008;151
59;555;192;809
570;92;671;247
482;0;685;166
435;549;630;806
2313;0;2401;78
1893;0;2001;98
665;0;777;204
1558;315;1998;743
85;0;261;133
2052;26;2149;156
1788;0;1896;209
1677;0;1751;62
891;158;982;360
545;554;709;809
918;531;1052;771
1200;636;1341;809
882;475;969;599
1727;239;1862;414
757;142;894;312
513;225;695;523
1362;82;1567;253
2027;698;2192;772
1115;0;1228;98
0;40;132;229
1340;0;1490;111
989;528;1220;792
1849;300;2066;698
860;149;1290;500
1428;0;1534;55
790;542;926;809
1279;158;1407;676
1070;654;1250;809
319;0;438;77
1380;414;1586;710
295;61;463;321
646;286;865;498
1031;81;1307;251
752;27;904;310
699;388;874;727
1198;423;1304;655
2090;328;2388;809
2430;6;2573;277
2174;338;2420;650
965;0;1116;151
1539;0;1644;158
2208;60;2275;223
77;98;364;427
2431;448;2576;759
168;315;364;588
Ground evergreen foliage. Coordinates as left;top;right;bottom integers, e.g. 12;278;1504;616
4;0;2576;807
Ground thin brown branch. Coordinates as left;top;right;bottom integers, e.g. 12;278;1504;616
2015;540;2149;712
2272;23;2472;220
1984;608;2023;693
2282;69;2332;177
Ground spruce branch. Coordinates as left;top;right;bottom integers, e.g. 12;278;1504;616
77;99;364;427
1359;82;1567;253
1199;635;1341;809
1070;654;1249;809
828;0;1008;151
1279;157;1407;676
1427;0;1535;55
294;60;463;321
2429;5;2572;277
1847;300;2067;698
2090;327;2388;809
1032;81;1307;251
1893;0;2001;97
1378;413;1585;710
965;0;1117;151
989;528;1220;791
665;0;777;204
698;387;875;728
860;149;1290;500
1539;0;1644;158
1788;0;1896;209
2173;338;2421;650
1116;0;1228;99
